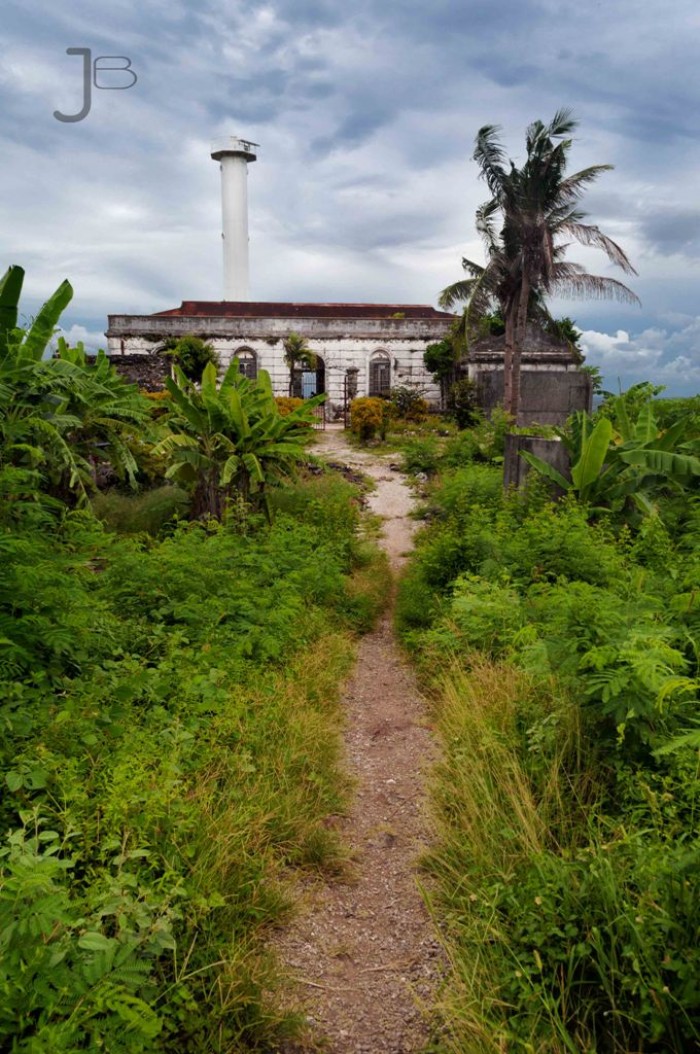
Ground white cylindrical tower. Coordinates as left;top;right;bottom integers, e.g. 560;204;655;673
210;136;258;301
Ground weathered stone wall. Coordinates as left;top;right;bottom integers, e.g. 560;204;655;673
106;353;170;391
503;434;571;492
106;313;453;344
476;369;592;426
106;314;450;411
105;315;590;422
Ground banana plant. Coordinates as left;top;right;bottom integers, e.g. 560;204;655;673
154;360;322;520
520;401;700;516
0;265;73;362
1;268;149;501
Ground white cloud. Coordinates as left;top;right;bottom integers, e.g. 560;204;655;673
53;323;107;354
579;321;700;393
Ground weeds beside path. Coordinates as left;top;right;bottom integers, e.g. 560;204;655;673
274;426;443;1053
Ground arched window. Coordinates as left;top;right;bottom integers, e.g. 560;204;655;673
369;350;391;397
235;347;257;380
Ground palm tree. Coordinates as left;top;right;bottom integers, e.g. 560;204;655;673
442;110;639;418
283;332;317;397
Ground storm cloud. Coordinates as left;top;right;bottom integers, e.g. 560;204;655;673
2;0;700;393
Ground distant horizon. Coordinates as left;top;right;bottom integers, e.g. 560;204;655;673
54;307;699;401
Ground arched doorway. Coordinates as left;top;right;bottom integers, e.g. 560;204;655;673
369;350;391;397
292;356;325;399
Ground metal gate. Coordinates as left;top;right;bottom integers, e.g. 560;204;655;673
343;368;359;429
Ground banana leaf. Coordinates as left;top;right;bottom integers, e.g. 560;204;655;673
518;450;571;491
571;417;613;500
165;372;210;432
22;279;73;361
200;360;218;394
0;265;25;355
224;386;251;438
618;448;700;478
242;452;265;483
612;393;634;442
221;454;241;486
634;404;658;444
255;368;274;400
654;415;698;451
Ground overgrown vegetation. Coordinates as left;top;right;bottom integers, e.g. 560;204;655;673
153;361;322;520
1;268;386;1050
399;387;700;1052
160;334;219;381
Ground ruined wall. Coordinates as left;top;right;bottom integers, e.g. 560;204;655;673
476;369;592;426
106;314;451;411
104;353;170;391
503;434;571;492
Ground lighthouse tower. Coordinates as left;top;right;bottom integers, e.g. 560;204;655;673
210;136;258;301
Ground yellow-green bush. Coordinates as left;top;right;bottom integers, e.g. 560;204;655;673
350;397;385;442
402;451;700;1053
275;396;304;416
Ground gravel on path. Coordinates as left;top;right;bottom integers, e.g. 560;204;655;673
272;427;444;1054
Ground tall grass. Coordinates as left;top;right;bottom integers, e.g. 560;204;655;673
92;484;189;534
424;659;592;1053
404;449;700;1053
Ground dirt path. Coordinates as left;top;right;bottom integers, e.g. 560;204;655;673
273;426;442;1054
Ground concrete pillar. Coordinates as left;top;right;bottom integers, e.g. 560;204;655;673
210;136;258;301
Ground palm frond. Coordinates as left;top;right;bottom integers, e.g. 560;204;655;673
545;107;577;140
475;199;501;254
562;221;639;275
438;281;476;310
552;271;641;303
558;165;614;200
473;125;507;196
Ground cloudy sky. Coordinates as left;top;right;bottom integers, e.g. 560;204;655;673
2;0;700;394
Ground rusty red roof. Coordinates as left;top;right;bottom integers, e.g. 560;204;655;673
153;301;455;320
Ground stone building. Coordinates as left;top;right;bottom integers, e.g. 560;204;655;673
106;300;455;414
466;323;592;425
104;135;590;424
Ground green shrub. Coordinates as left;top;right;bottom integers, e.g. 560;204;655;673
401;437;441;476
405;443;700;1051
442;407;513;464
433;464;503;520
498;499;627;587
423;659;700;1054
389;385;429;422
653;394;700;433
0;466;383;1049
160;334;219;380
447;377;479;429
395;567;442;632
92;485;189;535
425;575;524;656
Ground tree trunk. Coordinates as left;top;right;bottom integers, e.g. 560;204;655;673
503;305;516;415
192;467;223;520
512;274;530;423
